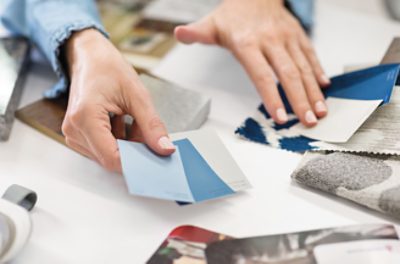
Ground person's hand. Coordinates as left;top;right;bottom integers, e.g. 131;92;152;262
62;29;175;173
175;0;330;126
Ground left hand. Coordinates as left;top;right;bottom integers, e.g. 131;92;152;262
175;0;330;127
62;29;175;173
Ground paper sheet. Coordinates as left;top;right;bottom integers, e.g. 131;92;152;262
313;62;400;154
293;98;382;143
313;86;400;154
314;240;400;264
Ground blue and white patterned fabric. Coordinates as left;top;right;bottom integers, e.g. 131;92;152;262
235;92;318;153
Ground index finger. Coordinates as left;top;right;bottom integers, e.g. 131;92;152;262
264;45;317;126
233;47;288;124
123;79;175;156
299;33;331;87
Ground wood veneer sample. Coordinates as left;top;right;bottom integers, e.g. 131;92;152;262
16;96;68;146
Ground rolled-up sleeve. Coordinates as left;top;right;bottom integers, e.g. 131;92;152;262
286;0;314;33
1;0;107;97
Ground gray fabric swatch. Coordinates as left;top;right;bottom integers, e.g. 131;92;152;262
292;151;400;220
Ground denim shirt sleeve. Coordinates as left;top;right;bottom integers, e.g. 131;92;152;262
1;0;107;98
286;0;314;33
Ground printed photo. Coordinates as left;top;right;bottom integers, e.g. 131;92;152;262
147;225;232;264
205;224;399;264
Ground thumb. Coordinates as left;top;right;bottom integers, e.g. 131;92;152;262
125;87;175;156
174;16;217;45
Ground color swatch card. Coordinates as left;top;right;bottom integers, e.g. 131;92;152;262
292;64;400;143
118;129;251;203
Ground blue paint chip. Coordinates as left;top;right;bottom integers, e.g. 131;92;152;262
324;64;400;104
174;139;235;202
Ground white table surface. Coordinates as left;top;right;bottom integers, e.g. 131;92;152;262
2;1;400;263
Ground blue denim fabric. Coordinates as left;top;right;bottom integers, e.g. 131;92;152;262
1;0;312;98
1;0;107;98
287;0;314;32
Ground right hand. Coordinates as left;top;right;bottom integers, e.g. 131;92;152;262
62;29;175;173
175;0;330;126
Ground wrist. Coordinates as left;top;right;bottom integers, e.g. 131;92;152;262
66;28;106;75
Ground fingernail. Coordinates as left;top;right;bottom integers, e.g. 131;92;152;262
321;74;331;85
305;110;318;124
158;136;176;150
315;101;327;113
276;108;288;123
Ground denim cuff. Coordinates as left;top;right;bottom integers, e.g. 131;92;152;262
1;0;109;98
285;0;314;34
44;21;108;98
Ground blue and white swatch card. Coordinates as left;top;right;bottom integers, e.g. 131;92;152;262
118;129;251;203
236;64;400;150
292;64;400;142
